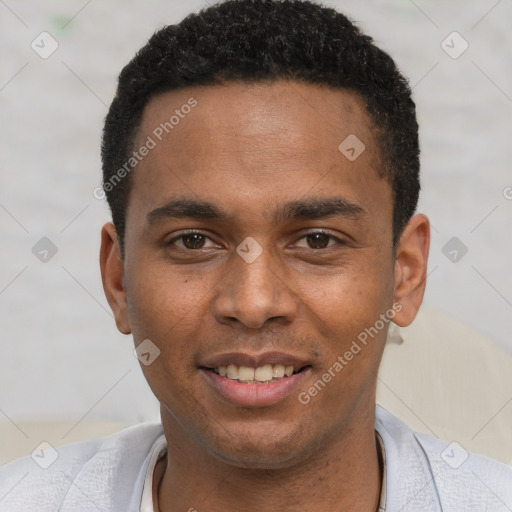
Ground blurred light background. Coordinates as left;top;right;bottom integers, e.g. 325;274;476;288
1;0;511;429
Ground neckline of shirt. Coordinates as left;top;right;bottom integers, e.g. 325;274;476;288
140;431;387;512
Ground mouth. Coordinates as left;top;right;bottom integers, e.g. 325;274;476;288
204;363;308;384
199;353;312;407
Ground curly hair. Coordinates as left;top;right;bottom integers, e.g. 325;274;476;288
101;0;420;253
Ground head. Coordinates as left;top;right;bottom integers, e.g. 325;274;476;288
100;0;429;469
102;0;420;254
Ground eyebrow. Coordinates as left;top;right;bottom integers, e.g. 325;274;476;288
146;196;367;225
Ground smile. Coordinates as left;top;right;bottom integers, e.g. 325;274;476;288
210;363;299;384
201;360;311;407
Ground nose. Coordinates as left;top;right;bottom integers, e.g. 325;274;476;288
211;245;298;329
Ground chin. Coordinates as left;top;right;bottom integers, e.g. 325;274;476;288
208;443;305;470
200;420;319;470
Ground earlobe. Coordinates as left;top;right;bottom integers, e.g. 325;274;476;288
392;214;430;327
99;222;132;334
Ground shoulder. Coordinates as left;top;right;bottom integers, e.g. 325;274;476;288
375;406;512;511
0;421;164;512
414;430;512;510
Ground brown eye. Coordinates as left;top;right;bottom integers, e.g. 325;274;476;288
181;233;206;249
306;233;331;249
168;231;219;251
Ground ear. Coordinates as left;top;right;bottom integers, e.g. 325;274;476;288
392;214;430;327
100;222;131;334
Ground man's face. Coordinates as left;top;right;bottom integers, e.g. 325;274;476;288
111;81;401;467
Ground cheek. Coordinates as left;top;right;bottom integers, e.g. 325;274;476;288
126;269;207;402
299;255;392;324
296;256;394;388
301;271;391;411
125;260;210;350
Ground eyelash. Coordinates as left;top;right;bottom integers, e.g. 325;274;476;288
167;229;344;250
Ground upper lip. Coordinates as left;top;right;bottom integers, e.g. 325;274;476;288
200;351;311;369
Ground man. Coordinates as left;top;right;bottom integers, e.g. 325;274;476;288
1;0;510;510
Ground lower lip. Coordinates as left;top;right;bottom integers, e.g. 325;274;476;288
200;368;311;407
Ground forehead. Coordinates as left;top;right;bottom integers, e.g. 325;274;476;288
128;80;390;229
137;80;377;153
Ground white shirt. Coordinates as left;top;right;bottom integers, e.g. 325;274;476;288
1;406;511;511
140;435;166;512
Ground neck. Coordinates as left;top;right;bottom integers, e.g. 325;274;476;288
155;404;382;512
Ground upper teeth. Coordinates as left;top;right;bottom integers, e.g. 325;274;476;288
216;364;294;382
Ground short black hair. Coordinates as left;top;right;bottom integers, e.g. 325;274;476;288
101;0;420;254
